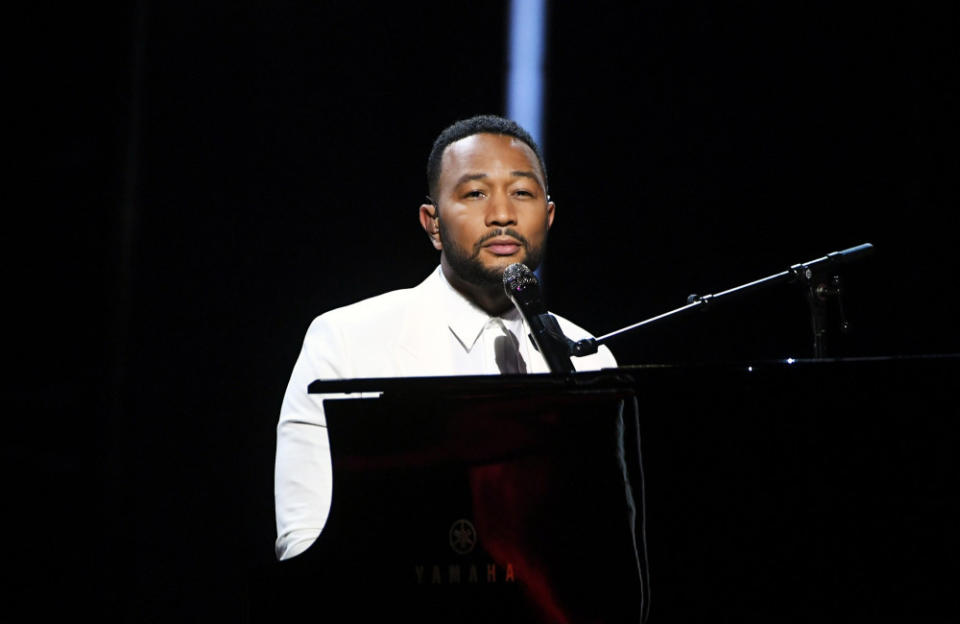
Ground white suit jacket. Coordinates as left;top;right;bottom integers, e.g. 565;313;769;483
274;267;617;559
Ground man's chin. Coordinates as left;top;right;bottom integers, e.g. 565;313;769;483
445;248;543;289
483;257;540;284
450;259;516;289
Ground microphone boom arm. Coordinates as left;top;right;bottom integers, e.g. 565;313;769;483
571;243;874;358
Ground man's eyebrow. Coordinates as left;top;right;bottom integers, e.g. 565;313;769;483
511;170;544;189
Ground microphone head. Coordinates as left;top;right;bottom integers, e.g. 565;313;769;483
502;262;546;313
502;262;537;297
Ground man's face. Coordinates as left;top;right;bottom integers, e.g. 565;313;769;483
431;133;555;288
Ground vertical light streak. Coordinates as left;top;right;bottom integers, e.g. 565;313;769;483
507;0;547;148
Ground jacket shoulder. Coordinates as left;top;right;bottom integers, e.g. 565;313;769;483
314;286;417;330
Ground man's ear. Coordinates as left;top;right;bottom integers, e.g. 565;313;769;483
546;197;556;229
419;203;442;250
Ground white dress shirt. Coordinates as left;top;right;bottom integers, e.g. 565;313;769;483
440;268;533;375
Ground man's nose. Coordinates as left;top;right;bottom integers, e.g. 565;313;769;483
485;192;517;226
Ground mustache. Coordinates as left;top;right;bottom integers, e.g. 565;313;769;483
471;228;530;255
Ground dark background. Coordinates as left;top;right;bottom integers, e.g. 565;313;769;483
8;1;956;621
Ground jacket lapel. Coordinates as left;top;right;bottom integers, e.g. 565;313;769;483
393;269;456;377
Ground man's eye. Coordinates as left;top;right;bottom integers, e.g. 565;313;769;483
465;190;485;198
514;189;534;197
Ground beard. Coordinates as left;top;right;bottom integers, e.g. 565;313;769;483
439;221;547;289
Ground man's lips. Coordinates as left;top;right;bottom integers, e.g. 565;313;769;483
482;237;523;256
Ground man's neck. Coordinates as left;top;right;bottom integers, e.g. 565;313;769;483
440;262;513;317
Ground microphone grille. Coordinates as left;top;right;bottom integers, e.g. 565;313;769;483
502;262;538;299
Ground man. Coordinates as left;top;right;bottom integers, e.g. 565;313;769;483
274;114;617;560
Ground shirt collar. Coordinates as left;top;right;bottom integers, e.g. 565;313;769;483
436;266;523;352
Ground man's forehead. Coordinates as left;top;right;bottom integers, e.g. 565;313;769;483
440;133;543;182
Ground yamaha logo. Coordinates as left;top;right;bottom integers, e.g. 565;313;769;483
449;518;477;555
415;519;516;585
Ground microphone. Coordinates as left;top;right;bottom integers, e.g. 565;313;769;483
502;263;576;374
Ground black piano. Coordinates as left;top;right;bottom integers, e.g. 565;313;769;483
250;355;958;622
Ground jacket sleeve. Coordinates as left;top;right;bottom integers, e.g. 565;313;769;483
274;315;350;560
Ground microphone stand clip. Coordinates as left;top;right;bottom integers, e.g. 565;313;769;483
791;261;852;359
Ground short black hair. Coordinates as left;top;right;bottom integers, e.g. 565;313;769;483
426;114;547;202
